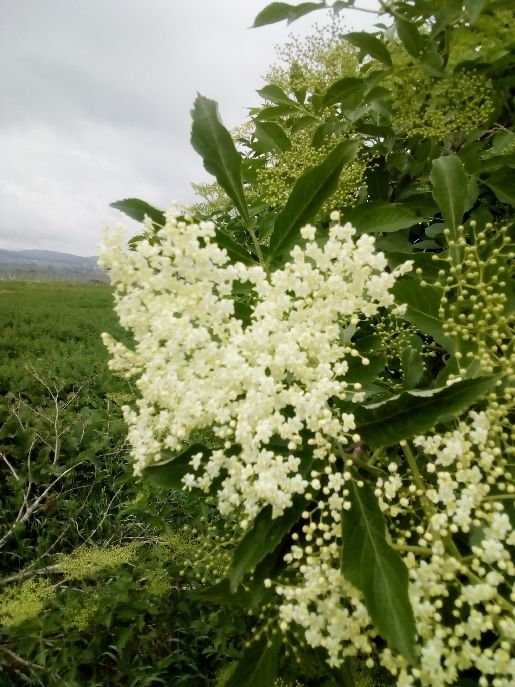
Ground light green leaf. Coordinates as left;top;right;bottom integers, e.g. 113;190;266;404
430;154;468;231
191;95;249;224
341;483;417;662
254;121;292;152
354;376;497;449
225;634;281;687
345;32;393;66
252;1;325;28
268;140;360;261
342;202;422;234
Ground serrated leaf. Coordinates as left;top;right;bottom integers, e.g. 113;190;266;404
230;496;305;591
254;121;292;152
345;32;392;66
341;482;417;662
225;634;281;687
257;84;298;107
191;95;249;224
268;140;360;261
252;1;324;27
322;77;365;110
396;17;425;57
144;444;209;490
110;198;165;226
342;202;421;233
430;154;468;231
354;376;497;448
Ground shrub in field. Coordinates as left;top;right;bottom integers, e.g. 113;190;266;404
103;1;514;685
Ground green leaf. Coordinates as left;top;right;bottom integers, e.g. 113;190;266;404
354;376;497;449
396;17;425;57
464;0;488;22
230;496;305;591
392;280;453;351
225;634;281;687
341;202;421;234
256;104;297;120
252;1;324;27
430;154;468;231
214;229;255;265
322;77;365;110
110;198;165;226
257;84;298;107
341;482;417;662
483;169;515;207
191;95;249;224
254;121;292;152
144;444;209;490
268;140;360;261
401;335;425;388
344;32;392;66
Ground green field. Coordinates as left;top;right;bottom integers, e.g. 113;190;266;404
0;282;248;687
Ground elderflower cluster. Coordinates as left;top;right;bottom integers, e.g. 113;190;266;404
374;410;515;686
99;206;410;527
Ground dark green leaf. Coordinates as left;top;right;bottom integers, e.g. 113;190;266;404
256;104;297;120
257;84;298;107
214;229;255;265
191;95;249;224
483;169;515;207
401;335;425;388
225;634;281;687
290;114;318;133
252;1;324;28
392;280;453;351
341;203;421;234
430;154;468;232
464;0;487;22
396;17;425;57
354;376;497;449
345;32;392;66
254;121;292;152
110;198;165;226
144;444;210;490
269;140;360;261
341;483;417;662
230;496;305;591
322;77;365;109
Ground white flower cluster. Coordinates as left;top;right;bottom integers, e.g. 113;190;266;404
375;410;515;687
99;206;410;526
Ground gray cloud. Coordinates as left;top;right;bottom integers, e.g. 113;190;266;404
0;0;377;255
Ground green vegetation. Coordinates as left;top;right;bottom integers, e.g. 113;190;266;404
0;282;249;686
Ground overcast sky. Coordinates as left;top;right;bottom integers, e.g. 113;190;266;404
0;0;377;256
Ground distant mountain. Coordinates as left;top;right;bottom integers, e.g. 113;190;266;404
0;249;108;282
